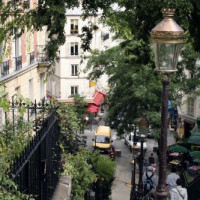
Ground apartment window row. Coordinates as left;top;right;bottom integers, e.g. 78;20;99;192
71;19;78;34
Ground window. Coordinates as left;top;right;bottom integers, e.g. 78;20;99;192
71;42;78;55
71;86;78;95
103;33;109;41
15;86;21;95
71;64;78;76
71;19;78;34
40;73;45;99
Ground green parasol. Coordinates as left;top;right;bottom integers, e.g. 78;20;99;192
168;144;188;153
187;135;200;145
189;151;200;160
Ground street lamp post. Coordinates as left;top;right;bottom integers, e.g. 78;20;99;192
150;8;184;199
130;126;140;200
137;135;145;199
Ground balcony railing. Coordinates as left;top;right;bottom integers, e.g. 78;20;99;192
37;45;49;63
1;60;9;77
71;29;78;34
30;51;35;64
15;56;22;71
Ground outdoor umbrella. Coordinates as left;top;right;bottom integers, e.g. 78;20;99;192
189;151;200;160
168;144;188;153
187;135;200;146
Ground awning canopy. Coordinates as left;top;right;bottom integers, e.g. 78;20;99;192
93;91;105;106
87;104;99;113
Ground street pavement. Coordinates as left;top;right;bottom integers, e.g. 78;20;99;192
84;119;176;200
110;128;175;200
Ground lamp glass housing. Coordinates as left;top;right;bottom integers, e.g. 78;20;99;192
154;43;182;73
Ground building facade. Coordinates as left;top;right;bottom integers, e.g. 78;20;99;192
177;62;200;138
46;7;117;111
0;0;49;126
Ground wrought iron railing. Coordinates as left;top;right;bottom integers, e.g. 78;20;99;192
15;55;22;71
8;100;61;200
37;45;49;63
1;60;9;77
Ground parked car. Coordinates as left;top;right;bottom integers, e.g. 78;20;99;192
124;132;147;152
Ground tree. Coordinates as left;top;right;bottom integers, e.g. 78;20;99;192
85;0;200;136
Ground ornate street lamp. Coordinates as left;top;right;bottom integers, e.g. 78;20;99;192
150;8;184;199
137;134;146;199
130;125;140;200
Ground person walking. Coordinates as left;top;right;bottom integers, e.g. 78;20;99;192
148;153;155;165
166;167;180;190
170;178;188;200
148;153;156;172
142;166;158;196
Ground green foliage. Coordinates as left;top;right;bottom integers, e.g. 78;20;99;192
91;151;116;199
0;0;114;72
85;0;200;138
61;150;96;200
0;93;34;199
0;177;34;200
86;40;161;136
0;121;33;199
61;149;116;200
0;120;33;175
57;97;88;153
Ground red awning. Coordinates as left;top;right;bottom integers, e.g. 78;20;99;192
93;91;105;106
87;104;100;113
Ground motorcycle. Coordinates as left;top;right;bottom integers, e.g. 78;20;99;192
108;146;116;160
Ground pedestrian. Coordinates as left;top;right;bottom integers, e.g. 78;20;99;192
143;158;149;171
166;167;180;190
170;178;188;200
142;166;158;196
148;153;155;165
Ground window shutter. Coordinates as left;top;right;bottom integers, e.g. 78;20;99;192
65;42;70;57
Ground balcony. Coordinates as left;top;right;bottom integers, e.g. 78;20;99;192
1;60;9;77
71;29;78;34
30;51;35;64
37;45;49;63
15;56;22;71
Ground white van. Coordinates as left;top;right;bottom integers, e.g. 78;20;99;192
124;132;147;152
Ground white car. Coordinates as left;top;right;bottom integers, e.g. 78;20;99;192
124;132;147;152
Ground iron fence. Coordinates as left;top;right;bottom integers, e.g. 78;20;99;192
9;110;61;200
3;99;62;200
